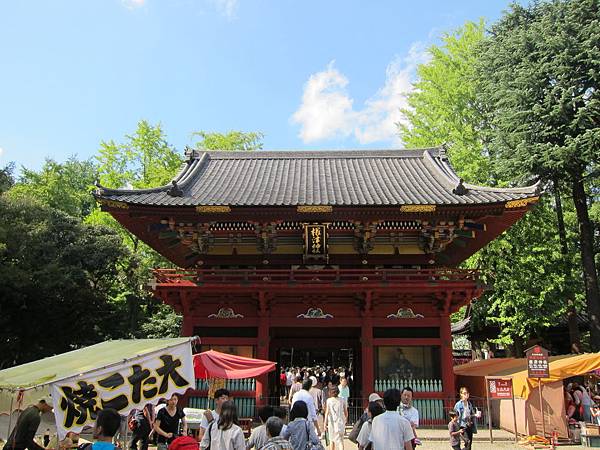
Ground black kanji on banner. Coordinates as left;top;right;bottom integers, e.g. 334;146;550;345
57;352;190;429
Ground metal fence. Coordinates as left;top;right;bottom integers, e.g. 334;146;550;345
188;396;256;418
188;395;490;429
345;396;490;428
374;378;443;392
195;378;256;391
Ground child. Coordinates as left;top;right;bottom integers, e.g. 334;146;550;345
592;403;600;426
87;408;121;450
448;411;463;450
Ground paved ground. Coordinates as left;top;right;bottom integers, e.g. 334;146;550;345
337;428;585;449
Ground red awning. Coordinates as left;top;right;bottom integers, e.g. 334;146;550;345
193;350;276;379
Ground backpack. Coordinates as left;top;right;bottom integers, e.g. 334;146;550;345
168;436;198;450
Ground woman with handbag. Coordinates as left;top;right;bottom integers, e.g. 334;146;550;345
282;401;323;450
453;387;479;450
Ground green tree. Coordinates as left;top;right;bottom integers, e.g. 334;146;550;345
7;157;97;218
97;120;183;190
91;120;184;337
476;0;600;350
0;195;129;366
471;200;583;353
0;163;15;194
398;18;585;353
192;130;264;151
141;304;183;338
398;20;491;184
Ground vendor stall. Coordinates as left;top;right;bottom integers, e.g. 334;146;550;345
193;350;276;380
0;338;196;440
454;352;600;439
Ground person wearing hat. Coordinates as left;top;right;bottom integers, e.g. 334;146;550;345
348;393;383;444
4;397;54;450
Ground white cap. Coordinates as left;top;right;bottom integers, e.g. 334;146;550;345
368;393;382;402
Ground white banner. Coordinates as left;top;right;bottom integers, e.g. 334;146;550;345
50;341;194;438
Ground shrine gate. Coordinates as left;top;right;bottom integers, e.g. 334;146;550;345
95;147;538;415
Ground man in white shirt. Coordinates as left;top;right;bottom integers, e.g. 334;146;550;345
198;388;230;441
291;379;321;435
369;389;414;450
400;387;420;449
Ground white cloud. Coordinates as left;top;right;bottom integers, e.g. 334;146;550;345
211;0;238;19
291;42;429;145
121;0;145;9
291;61;356;143
0;147;4;159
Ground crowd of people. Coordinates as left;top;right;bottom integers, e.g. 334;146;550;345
20;380;592;450
121;380;600;450
1;385;474;450
564;380;600;425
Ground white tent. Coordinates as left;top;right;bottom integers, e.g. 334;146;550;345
0;338;195;439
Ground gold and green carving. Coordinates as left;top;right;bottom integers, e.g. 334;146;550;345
297;205;333;213
196;205;232;213
98;199;129;209
504;196;539;209
400;205;436;213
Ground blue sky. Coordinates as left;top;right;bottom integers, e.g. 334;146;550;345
0;0;515;172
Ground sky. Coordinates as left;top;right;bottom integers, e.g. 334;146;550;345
0;0;517;172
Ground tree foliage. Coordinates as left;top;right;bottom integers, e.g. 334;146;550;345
475;0;600;350
7;157;97;218
0;163;15;194
398;15;589;353
97;120;183;190
192;130;264;152
471;200;583;349
477;1;600;183
399;20;491;184
0;195;129;366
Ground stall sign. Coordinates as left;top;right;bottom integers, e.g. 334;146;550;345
50;341;194;438
526;345;549;378
487;378;513;399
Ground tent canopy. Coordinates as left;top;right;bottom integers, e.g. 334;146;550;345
454;353;600;398
194;350;276;379
0;338;192;391
0;338;193;414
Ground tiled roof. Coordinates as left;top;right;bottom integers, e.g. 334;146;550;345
94;147;538;207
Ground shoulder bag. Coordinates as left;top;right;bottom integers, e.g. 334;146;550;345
304;421;324;450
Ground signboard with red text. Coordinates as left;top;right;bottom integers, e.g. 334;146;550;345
487;378;513;399
526;345;550;378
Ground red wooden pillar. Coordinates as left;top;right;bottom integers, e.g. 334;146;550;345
181;292;194;336
361;291;374;405
440;311;455;406
256;291;269;408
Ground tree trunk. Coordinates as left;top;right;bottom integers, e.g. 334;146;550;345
513;337;524;358
553;180;581;353
571;178;600;351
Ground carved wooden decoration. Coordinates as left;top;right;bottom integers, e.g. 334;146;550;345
297;307;333;319
208;307;244;318
387;307;424;319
